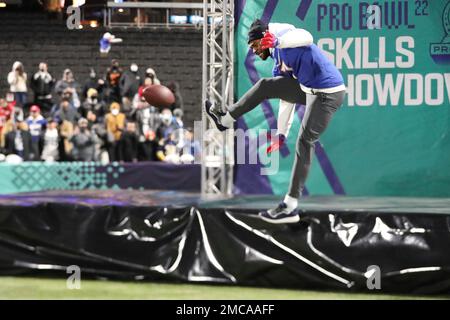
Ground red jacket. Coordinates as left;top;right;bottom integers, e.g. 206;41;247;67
0;102;14;134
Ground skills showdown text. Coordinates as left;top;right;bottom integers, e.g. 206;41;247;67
318;36;449;108
315;1;446;108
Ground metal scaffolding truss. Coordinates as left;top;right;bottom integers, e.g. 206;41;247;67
201;0;235;197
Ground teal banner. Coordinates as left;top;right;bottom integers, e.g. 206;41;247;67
0;162;200;194
234;0;450;197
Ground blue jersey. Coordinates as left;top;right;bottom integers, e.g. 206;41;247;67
268;23;344;90
271;45;344;89
26;115;47;142
100;37;110;52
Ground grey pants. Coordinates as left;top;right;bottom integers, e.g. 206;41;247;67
229;77;306;118
228;77;346;199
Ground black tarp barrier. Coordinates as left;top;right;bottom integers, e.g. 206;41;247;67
1;191;450;295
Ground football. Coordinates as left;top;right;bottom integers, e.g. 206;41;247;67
142;85;175;108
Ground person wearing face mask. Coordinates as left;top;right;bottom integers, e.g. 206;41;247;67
55;69;78;96
7;61;28;107
156;108;179;142
105;59;123;104
119;63;142;115
30;62;55;116
83;68;105;101
81;88;106;121
71;118;96;162
53;97;80;125
50;87;80;114
105;102;125;162
55;69;81;108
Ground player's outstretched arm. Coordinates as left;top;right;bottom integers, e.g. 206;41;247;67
277;28;313;48
266;100;296;154
277;100;296;138
261;26;313;50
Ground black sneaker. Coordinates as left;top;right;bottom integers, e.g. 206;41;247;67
259;202;300;224
205;100;228;132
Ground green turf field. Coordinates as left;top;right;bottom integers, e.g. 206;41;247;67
0;277;447;300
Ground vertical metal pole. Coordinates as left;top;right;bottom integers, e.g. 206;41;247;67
137;8;141;28
208;0;216;195
201;0;208;196
227;0;235;196
220;1;228;193
166;9;169;27
201;0;234;197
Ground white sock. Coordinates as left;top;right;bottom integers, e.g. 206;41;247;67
221;112;236;128
283;195;298;210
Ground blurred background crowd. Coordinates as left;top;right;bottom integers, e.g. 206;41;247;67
0;59;201;164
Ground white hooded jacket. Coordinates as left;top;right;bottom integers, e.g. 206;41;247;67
7;61;28;93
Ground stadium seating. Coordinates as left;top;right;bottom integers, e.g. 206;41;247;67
0;11;203;125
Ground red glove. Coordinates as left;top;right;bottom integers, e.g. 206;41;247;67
260;31;279;50
266;134;286;154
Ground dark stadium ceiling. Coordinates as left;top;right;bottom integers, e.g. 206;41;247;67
0;1;202;12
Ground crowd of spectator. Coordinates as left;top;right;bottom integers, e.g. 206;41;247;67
0;59;200;164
